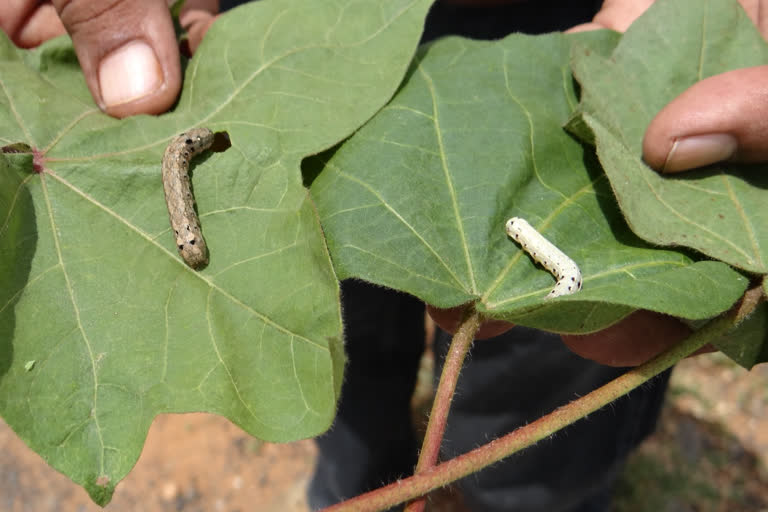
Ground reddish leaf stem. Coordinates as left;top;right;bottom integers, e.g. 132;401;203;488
320;304;749;512
404;307;481;512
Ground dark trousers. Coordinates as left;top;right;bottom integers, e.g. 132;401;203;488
309;280;670;511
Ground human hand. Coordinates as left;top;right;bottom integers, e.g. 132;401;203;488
427;303;698;367
0;0;218;118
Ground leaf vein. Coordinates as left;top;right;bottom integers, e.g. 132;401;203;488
418;65;477;292
39;174;105;473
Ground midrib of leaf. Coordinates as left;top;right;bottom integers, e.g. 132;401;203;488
39;172;106;475
46;171;328;352
696;1;708;81
41;108;101;154
485;258;692;309
0;75;34;145
0;172;34;239
338;243;461;288
44;45;371;163
37;2;430;163
721;174;765;269
160;277;179;382
418;65;477;294
36;48;331;163
183;0;428;133
288;335;316;416
202;288;318;428
560;65;577;112
258;9;293;62
46;138;174;163
206;235;300;277
0;263;58;316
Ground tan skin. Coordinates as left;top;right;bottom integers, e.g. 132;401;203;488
3;0;766;366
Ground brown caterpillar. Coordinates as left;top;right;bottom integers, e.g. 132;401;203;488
161;128;214;269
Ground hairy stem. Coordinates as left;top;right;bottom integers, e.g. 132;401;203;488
404;307;482;512
320;303;754;512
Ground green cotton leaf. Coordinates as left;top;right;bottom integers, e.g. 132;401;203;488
311;31;749;335
0;0;432;505
569;0;768;274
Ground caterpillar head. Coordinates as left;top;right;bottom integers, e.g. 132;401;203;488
175;222;209;269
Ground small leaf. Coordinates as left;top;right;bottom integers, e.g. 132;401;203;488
713;301;768;369
570;0;768;273
311;31;748;334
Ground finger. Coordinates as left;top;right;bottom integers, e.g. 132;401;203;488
642;66;768;172
565;22;609;34
736;0;768;39
0;0;66;48
565;0;654;33
52;0;181;118
561;310;692;367
426;304;514;340
16;3;66;47
178;0;218;54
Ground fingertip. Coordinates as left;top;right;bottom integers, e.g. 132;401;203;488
425;304;514;340
180;10;218;54
565;22;606;34
561;310;691;367
643;66;768;173
659;134;738;174
641;122;672;172
14;4;66;48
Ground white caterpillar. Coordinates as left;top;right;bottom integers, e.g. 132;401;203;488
162;128;214;269
505;217;582;298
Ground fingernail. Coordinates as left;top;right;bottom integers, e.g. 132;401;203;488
662;133;737;173
98;41;163;108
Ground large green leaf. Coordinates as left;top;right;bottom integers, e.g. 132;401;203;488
569;0;768;274
0;0;432;504
311;31;748;334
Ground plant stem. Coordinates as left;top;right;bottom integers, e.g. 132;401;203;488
320;306;749;512
403;307;482;512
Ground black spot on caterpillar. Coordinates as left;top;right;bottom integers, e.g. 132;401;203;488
505;217;582;299
161;128;215;269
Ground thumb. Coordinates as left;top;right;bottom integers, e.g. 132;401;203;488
642;65;768;173
52;0;181;118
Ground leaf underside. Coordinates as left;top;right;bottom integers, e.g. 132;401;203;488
0;0;432;504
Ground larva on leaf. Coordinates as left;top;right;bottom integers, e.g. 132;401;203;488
162;127;229;269
505;217;582;299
